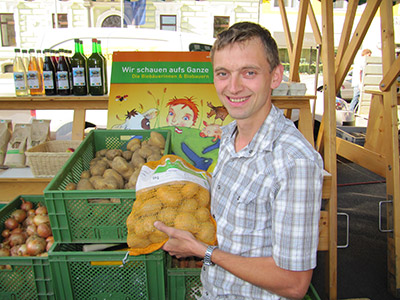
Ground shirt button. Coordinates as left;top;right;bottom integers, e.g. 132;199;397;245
212;214;216;219
249;150;253;153
217;185;220;189
203;266;206;271
205;292;209;296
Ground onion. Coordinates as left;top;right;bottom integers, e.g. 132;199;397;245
33;215;50;226
1;229;11;239
23;215;35;227
20;198;33;211
8;232;26;247
17;244;28;256
4;218;18;230
11;227;23;234
0;246;10;257
10;245;20;256
27;209;36;217
26;236;46;256
37;223;52;238
11;209;27;223
35;204;48;215
26;224;37;236
46;236;54;252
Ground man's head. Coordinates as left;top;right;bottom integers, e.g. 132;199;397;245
210;22;280;73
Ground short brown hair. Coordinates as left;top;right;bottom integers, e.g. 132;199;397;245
361;49;372;56
210;22;280;72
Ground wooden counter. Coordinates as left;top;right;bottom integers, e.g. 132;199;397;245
0;95;108;140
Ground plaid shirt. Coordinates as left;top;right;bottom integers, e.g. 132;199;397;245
200;105;323;300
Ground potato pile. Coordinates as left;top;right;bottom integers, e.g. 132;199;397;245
64;131;166;191
127;181;217;254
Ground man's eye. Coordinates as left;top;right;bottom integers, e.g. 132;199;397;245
216;71;227;77
245;71;256;77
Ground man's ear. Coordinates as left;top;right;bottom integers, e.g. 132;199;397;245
270;64;284;89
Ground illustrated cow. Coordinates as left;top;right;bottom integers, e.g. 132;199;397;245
112;108;159;130
199;121;222;142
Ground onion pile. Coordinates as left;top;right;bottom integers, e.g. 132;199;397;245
0;198;53;257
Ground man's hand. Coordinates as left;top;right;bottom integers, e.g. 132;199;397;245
154;221;207;258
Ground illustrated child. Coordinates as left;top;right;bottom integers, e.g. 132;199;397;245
166;96;199;128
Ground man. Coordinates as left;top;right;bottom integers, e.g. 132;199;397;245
349;48;372;112
154;22;323;300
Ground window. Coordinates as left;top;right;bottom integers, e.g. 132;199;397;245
102;15;122;27
333;0;346;9
160;15;176;31
52;13;68;28
273;0;299;8
214;16;229;38
0;14;16;47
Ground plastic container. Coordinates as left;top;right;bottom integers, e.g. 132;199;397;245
48;242;166;300
43;129;171;243
0;195;56;300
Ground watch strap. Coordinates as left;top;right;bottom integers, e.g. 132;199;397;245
204;245;218;266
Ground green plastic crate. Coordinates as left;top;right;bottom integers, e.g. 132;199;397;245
167;255;321;300
43;129;171;243
0;195;56;300
48;242;166;300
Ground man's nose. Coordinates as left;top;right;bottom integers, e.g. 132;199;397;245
228;74;243;93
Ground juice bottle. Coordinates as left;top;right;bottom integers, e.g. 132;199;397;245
71;39;88;95
87;38;105;95
13;48;29;96
56;49;71;95
42;49;57;95
97;39;108;95
27;48;44;96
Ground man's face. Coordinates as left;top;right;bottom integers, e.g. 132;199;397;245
213;37;282;124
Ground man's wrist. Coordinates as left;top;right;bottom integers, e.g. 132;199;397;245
203;245;218;266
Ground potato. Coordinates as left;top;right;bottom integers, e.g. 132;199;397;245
122;150;133;161
149;229;168;243
90;160;108;176
127;168;141;188
138;198;162;216
105;149;123;161
134;215;157;238
103;168;124;189
127;138;141;152
147;151;162;162
127;232;151;248
174;212;200;233
131;150;146;169
65;182;77;190
77;178;94;190
111;156;134;179
95;149;108;157
195;207;211;222
80;170;91;179
196;187;210;207
157;207;178;226
195;220;216;244
179;198;198;213
156;186;183;207
148;131;166;149
92;177;119;190
181;182;199;198
138;145;153;159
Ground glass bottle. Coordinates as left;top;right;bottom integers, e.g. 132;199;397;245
27;48;44;96
56;49;71;95
13;48;29;96
22;49;29;72
71;39;88;95
42;49;57;95
36;49;44;72
97;39;108;95
87;38;105;95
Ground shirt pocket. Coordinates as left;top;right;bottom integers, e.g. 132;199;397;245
228;175;271;231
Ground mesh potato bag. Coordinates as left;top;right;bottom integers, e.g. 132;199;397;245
127;154;217;255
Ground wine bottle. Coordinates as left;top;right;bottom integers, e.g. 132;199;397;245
56;49;71;95
27;48;44;96
71;39;88;95
87;38;105;95
42;49;57;95
22;49;29;72
97;40;108;95
13;48;29;97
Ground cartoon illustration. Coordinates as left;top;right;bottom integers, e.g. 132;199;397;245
199;121;222;142
166;96;199;129
206;102;229;123
181;142;213;171
115;94;128;102
112;107;159;130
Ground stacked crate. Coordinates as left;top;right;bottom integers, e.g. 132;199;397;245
43;129;171;299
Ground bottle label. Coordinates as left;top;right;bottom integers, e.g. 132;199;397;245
57;71;70;90
43;71;54;89
14;72;27;90
89;67;102;86
72;67;86;86
27;71;39;89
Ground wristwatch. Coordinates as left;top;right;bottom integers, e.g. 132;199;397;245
204;245;218;266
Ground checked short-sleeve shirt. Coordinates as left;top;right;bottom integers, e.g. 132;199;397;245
200;105;323;300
